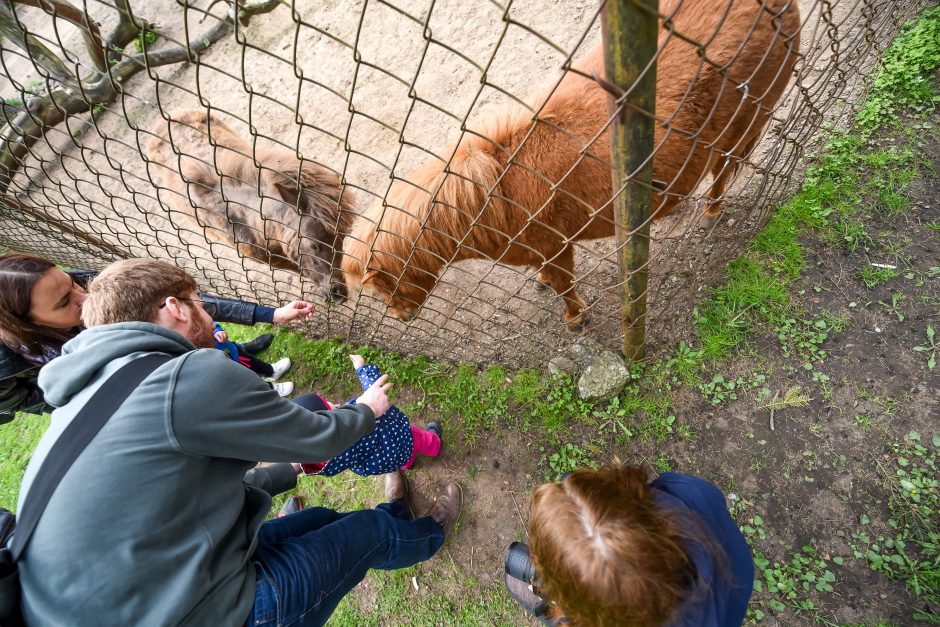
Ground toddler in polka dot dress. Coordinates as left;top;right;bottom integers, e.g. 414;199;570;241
297;355;442;476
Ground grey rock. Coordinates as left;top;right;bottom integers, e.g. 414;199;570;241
569;337;606;369
547;356;578;376
568;338;630;401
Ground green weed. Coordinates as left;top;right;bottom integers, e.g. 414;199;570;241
775;316;835;365
698;372;767;406
658;341;705;387
742;513;843;623
532;374;591;432
541;443;598;480
653;453;672;473
134;29;159;53
878;292;906;322
912;325;937;370
855;6;940;135
859;266;901;289
853;413;874;434
850;432;939;617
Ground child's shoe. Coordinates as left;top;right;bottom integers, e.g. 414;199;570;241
269;357;291;381
272;381;294;397
278;496;303;517
426;421;443;439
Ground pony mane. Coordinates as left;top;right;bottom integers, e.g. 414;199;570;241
344;123;514;288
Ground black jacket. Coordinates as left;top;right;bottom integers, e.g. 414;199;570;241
0;271;274;423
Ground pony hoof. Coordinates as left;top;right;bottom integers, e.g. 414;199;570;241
564;311;589;332
699;212;720;230
533;271;552;292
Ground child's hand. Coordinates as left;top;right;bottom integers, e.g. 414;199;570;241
273;301;314;324
214;329;228;343
349;354;366;369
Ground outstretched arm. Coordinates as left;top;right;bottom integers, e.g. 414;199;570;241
201;296;313;326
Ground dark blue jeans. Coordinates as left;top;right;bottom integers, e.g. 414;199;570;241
246;499;444;627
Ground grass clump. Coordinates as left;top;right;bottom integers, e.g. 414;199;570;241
850;432;939;620
0;413;49;511
692;6;940;364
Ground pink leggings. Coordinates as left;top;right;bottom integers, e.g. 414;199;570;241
301;396;441;473
403;425;442;469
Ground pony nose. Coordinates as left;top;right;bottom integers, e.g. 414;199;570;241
391;308;416;322
327;279;348;304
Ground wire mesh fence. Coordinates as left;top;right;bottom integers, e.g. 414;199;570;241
0;0;921;366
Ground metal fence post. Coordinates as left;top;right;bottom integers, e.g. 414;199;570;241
602;0;658;362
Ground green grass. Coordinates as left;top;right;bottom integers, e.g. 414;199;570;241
224;324;598;446
0;412;49;511
329;567;523;626
689;6;940;365
849;432;939;619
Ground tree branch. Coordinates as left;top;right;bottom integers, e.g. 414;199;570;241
15;0;107;73
0;192;129;258
107;0;149;56
0;2;80;90
0;88;86;188
0;0;282;194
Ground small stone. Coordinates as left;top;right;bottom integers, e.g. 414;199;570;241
548;356;578;376
569;337;605;369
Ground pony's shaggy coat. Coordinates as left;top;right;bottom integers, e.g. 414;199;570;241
146;109;355;302
343;0;801;325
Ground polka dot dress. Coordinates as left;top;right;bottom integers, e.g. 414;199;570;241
314;364;414;477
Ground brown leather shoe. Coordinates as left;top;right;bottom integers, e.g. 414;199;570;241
384;470;413;518
428;483;462;537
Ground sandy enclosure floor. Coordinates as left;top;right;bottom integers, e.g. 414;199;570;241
0;0;921;365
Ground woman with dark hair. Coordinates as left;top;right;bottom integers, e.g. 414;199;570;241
518;465;754;627
0;252;313;423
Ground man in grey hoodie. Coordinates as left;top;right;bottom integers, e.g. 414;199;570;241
15;258;461;627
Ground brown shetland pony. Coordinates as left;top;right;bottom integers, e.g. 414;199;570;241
146;109;356;303
343;0;801;327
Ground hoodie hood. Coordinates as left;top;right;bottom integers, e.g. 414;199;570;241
38;322;195;407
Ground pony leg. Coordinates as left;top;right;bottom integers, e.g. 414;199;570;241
538;244;588;330
704;134;759;220
533;268;551;291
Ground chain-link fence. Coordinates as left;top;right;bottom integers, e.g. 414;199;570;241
0;0;921;366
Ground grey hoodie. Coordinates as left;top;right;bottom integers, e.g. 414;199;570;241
17;322;375;626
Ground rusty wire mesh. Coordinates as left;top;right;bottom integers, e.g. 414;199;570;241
0;0;921;366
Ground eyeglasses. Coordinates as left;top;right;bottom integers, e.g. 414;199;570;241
159;297;218;318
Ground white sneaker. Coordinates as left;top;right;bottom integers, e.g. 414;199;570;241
269;357;291;381
272;381;294;397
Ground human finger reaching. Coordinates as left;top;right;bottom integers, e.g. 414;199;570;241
356;374;392;418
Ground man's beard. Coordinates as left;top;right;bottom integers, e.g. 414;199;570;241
187;311;216;349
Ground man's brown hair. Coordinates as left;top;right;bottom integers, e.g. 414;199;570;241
529;465;702;627
83;258;197;327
